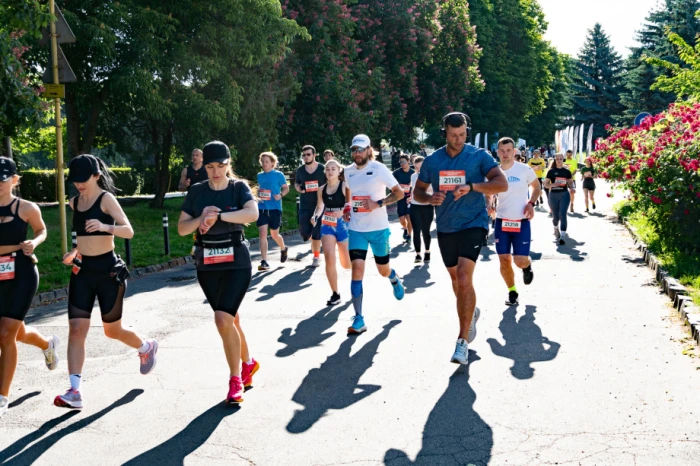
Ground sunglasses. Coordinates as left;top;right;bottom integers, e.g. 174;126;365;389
302;153;314;157
351;147;367;153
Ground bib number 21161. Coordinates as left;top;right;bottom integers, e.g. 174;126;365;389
439;170;465;192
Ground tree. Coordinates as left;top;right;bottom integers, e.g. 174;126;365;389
570;23;624;141
647;28;700;99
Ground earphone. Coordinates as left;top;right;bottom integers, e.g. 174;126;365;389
440;112;472;140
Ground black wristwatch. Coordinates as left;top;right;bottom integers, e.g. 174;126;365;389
377;199;384;208
217;212;222;222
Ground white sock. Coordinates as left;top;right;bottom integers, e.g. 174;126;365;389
137;340;150;354
70;374;82;391
245;358;253;365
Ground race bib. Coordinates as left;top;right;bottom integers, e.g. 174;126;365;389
401;184;411;194
352;196;371;213
259;189;271;201
0;256;15;281
72;253;82;275
502;219;521;233
204;247;234;265
555;177;567;187
305;181;319;192
322;214;338;227
439;170;466;192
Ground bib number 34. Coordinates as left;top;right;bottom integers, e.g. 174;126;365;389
0;256;15;281
204;247;234;265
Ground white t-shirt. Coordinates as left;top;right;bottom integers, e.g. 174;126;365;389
496;162;537;220
410;172;432;205
345;160;399;232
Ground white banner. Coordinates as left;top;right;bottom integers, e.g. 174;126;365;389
579;123;585;162
474;133;481;148
586;124;594;157
484;133;488;151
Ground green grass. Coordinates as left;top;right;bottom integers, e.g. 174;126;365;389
615;201;700;303
32;188;301;292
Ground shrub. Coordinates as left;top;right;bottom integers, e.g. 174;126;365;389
19;167;146;202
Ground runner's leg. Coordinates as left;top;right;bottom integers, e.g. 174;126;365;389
0;318;22;397
258;224;269;261
583;188;590;210
16;323;49;350
447;258;477;341
322;234;339;294
215;311;241;377
337;240;351;270
233;313;249;363
409;207;422;253
270;228;286;253
498;254;515;288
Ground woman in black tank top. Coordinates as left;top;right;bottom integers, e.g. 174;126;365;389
54;155;158;411
0;157;60;416
312;160;352;306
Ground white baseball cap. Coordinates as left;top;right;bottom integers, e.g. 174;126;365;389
350;134;371;149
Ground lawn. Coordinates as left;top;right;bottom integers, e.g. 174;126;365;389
31;187;301;293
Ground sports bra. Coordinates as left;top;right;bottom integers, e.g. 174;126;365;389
322;182;346;209
72;192;115;236
0;199;28;246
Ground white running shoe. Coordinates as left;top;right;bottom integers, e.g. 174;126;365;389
54;388;83;409
43;335;60;370
467;308;480;344
554;226;561;239
450;338;469;365
0;395;8;417
311;257;320;268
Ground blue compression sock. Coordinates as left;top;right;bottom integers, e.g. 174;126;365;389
351;280;363;316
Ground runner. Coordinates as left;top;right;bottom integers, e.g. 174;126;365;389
256;152;289;271
408;156;434;263
311;160;352;305
178;148;208;192
392;155;414;243
412;112;507;365
527;150;546;206
344;134;405;334
178;141;259;404
488;138;539;307
294;145;326;267
581;158;597;213
323;150;335;162
0;157;60;417
55;155;157;410
565;150;578;212
544;153;576;245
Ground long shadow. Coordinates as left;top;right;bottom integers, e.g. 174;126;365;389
256;267;316;302
568;212;585;219
479;244;496;262
286;320;401;434
291;250;312;262
0;411;78;463
390;242;412;259
487;305;560;379
3;389;143;465
248;267;282;292
402;265;435;294
8;391;40;408
555;236;587;262
277;302;352;357
384;352;493;465
123;402;239;465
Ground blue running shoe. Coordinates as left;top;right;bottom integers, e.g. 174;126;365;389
348;315;367;334
392;277;405;301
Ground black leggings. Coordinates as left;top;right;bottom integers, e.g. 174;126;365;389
68;251;125;323
0;254;39;321
409;204;434;253
197;268;251;316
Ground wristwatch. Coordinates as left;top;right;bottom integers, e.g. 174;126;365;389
377;199;384;208
527;201;536;206
217;212;222;222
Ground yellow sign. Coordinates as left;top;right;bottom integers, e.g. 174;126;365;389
43;84;65;99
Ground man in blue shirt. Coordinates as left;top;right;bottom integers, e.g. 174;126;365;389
413;112;507;365
257;152;289;271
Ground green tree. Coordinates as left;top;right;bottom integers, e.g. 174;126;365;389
647;28;700;99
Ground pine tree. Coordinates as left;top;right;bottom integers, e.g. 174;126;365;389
618;0;700;124
570;23;624;140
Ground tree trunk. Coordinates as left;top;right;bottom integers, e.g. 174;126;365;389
80;103;101;155
152;123;173;209
65;89;80;159
4;136;12;159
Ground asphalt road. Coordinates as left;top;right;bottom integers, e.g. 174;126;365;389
2;183;700;465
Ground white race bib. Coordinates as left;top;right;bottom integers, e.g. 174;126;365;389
0;256;15;281
204;247;234;265
502;219;521;233
352;196;371;213
439;170;466;192
322;214;338;227
305;181;319;192
401;184;411;194
259;189;271;201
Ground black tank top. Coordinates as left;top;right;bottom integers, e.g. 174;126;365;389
0;199;28;246
186;165;208;187
322;182;346;209
72;192;115;236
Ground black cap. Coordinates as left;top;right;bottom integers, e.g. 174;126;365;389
67;154;100;182
202;141;231;165
0;157;17;182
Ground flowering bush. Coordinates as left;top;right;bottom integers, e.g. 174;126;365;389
593;101;700;252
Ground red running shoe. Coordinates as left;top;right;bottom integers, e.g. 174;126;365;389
227;376;244;404
241;359;260;388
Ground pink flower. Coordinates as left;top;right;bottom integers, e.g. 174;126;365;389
647;177;654;183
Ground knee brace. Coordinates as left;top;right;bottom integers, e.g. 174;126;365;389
350;249;367;261
374;254;390;265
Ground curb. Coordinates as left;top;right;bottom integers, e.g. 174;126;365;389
30;228;303;309
618;215;700;346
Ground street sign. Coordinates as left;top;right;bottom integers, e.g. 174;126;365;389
42;44;77;83
39;5;76;45
42;84;65;98
634;112;652;127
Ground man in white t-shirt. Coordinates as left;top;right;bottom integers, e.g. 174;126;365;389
487;137;541;306
343;134;406;335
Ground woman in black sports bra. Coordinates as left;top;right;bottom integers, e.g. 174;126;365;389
0;157;60;418
54;155;157;411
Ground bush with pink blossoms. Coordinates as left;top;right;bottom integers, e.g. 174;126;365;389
593;101;700;252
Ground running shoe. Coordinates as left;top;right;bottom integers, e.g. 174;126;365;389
402;229;408;241
311;256;320;267
0;396;8;417
258;260;270;271
54;388;83;409
241;359;260;388
450;338;469;365
506;290;519;306
414;254;422;263
391;276;405;301
280;247;288;263
43;335;60;370
559;231;567;246
592;202;596;210
327;291;341;305
467;307;480;343
523;267;534;285
585;208;589;213
423;252;431;263
139;339;158;375
348;315;367;334
554;226;561;239
227;376;244;404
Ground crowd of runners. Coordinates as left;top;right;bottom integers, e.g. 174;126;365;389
0;111;596;414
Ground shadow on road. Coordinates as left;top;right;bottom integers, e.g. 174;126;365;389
123;402;239;465
8;391;40;408
256;267;316;302
487;305;560;379
402;265;435;295
390;242;412;259
248;267;282;292
2;389;143;465
480;244;496;262
383;352;493;465
277;302;352;357
286;320;401;434
555;236;587;262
